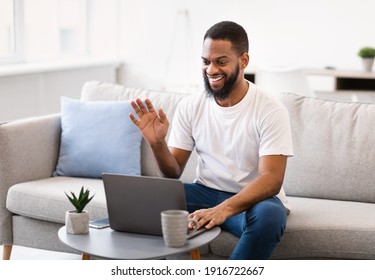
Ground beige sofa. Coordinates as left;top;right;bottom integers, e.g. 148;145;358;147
1;80;375;260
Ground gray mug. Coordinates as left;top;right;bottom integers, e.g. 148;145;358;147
161;210;198;247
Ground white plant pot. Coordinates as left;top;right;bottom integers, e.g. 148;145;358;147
362;58;374;72
65;210;89;234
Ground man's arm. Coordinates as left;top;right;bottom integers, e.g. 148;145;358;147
129;98;191;178
150;143;191;179
189;155;288;229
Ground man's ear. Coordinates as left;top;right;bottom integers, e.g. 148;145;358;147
240;52;250;69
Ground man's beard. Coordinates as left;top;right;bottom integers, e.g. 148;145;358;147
203;65;240;100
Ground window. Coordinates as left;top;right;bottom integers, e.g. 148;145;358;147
24;0;88;60
0;0;119;65
0;0;22;63
0;0;15;57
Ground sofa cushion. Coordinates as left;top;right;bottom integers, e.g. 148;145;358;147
279;93;375;203
209;196;375;259
80;81;198;182
6;177;108;223
272;196;375;259
54;97;142;178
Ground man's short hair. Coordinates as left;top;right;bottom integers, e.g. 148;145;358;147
204;21;249;55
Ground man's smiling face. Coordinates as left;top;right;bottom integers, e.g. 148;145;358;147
201;38;242;100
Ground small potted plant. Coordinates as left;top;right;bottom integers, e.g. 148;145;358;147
358;47;375;72
65;186;94;234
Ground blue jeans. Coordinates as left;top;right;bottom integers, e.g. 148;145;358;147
184;183;287;260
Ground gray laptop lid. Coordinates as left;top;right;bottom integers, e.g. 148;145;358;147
102;173;186;236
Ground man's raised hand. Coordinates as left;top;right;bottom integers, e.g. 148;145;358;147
129;98;169;145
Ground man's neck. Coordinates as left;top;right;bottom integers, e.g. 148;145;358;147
215;79;249;107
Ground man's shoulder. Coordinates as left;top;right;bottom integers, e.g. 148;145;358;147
179;91;209;108
251;84;288;110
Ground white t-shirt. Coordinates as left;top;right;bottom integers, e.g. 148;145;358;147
168;82;294;211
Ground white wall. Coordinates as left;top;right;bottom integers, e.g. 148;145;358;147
2;0;375;122
0;63;118;122
119;0;375;92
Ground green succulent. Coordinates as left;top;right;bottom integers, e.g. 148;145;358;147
65;186;94;213
358;47;375;58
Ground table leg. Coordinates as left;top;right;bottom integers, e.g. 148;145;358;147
2;244;12;260
81;253;91;260
190;248;200;260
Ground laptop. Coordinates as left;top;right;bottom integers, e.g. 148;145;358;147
102;173;187;236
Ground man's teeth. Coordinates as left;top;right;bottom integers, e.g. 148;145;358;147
209;75;224;82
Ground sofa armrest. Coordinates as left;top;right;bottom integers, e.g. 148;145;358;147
0;114;61;244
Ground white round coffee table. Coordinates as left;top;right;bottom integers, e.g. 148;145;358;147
58;226;220;260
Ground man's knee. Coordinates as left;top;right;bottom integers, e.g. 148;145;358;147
245;198;287;239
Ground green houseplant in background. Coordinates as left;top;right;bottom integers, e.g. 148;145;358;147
358;47;375;72
65;187;94;234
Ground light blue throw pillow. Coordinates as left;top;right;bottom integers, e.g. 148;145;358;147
54;97;142;178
